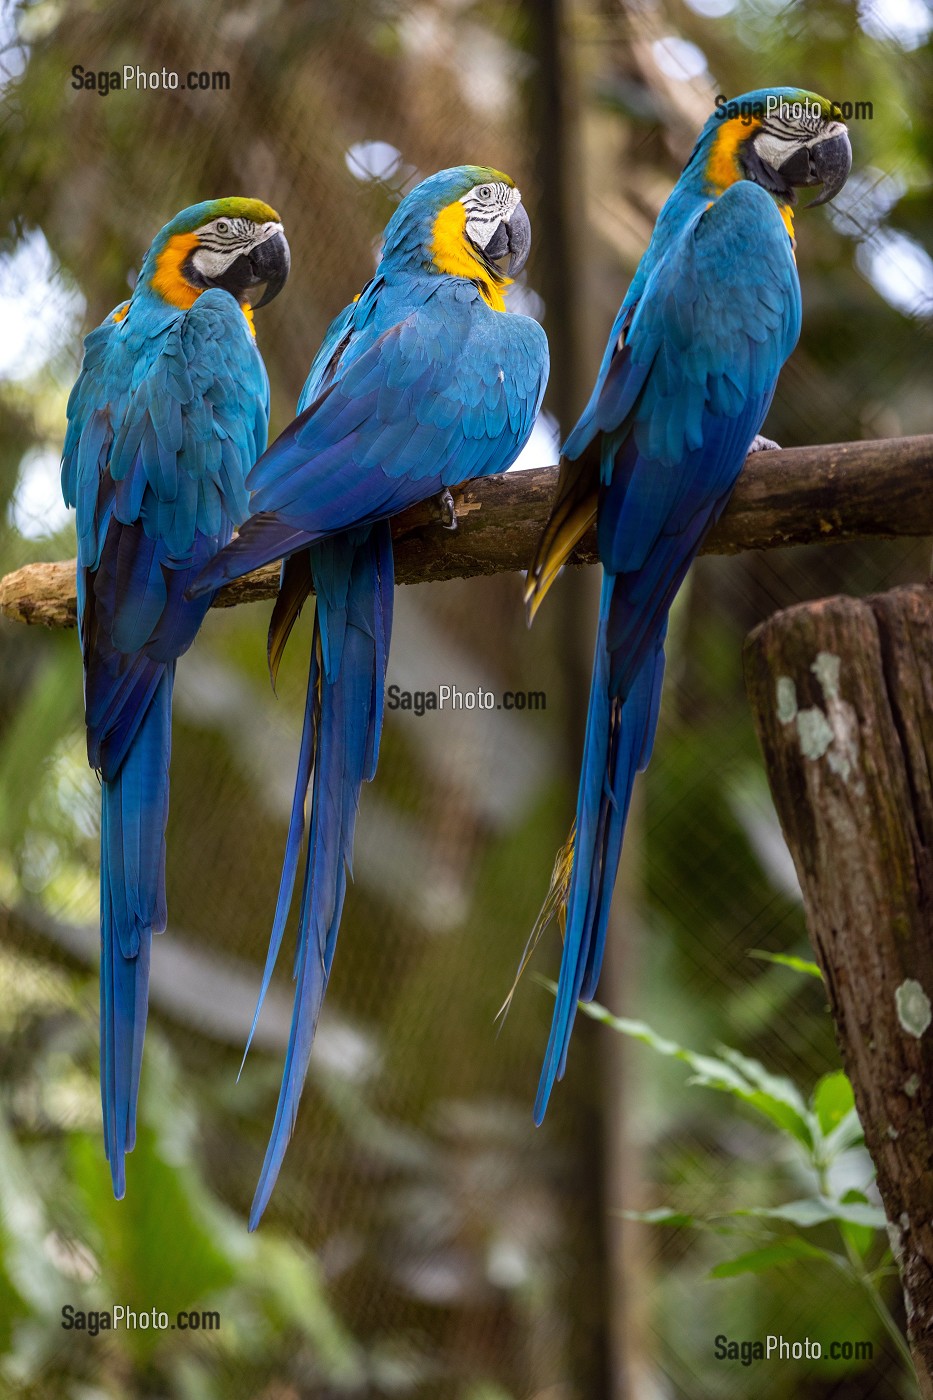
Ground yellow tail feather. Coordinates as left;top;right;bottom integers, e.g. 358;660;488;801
496;823;576;1025
267;551;314;689
525;453;597;624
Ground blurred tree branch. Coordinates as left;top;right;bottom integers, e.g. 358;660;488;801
0;900;294;1050
2;434;932;630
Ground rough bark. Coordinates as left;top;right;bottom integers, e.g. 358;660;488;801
744;583;933;1394
3;433;933;629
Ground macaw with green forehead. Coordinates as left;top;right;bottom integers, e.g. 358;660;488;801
61;197;290;1197
192;164;549;1226
524;88;851;1119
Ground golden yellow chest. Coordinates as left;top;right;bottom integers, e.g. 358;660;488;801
430;201;508;312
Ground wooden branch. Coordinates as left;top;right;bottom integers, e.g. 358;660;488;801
745;583;933;1394
2;433;932;629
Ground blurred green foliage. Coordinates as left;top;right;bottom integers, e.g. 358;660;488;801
582;986;915;1390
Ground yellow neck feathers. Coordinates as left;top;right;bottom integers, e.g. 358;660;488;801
430;201;510;312
705;117;760;195
151;234;201;309
149;232;257;334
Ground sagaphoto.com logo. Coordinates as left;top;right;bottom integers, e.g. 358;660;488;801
387;684;547;717
71;65;230;96
714;94;874;124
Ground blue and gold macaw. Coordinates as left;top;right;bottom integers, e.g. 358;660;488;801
61;199;290;1197
524;88;851;1119
192;165;549;1227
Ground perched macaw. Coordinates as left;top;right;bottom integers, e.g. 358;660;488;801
61;199;290;1196
524;88;851;1119
192;165;549;1227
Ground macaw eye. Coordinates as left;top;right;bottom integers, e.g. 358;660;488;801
477;186;492;201
215;220;230;235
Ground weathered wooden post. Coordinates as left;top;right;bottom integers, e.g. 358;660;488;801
744;583;933;1395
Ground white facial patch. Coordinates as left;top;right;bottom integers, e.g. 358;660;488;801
461;181;520;251
753;112;843;175
753;128;805;172
190;217;281;280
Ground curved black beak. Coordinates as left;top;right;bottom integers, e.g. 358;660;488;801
778;127;852;209
250;227;290;307
504;201;531;275
806;129;853;207
480;200;532;277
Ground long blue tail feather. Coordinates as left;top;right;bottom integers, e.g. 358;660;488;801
239;627;321;1079
534;576;666;1123
248;523;393;1228
99;664;173;1195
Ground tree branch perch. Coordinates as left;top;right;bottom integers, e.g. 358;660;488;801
2;434;932;629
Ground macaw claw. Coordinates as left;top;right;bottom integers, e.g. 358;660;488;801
748;434;781;453
436;487;459;531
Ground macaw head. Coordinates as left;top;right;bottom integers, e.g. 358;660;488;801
694;88;852;210
137;197;290;322
379;165;531;311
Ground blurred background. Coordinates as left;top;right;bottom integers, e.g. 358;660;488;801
1;0;932;1396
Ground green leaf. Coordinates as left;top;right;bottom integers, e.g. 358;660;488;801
820;1106;865;1162
575;997;815;1152
737;1197;886;1231
714;1046;814;1151
813;1071;855;1136
710;1239;829;1278
748;949;823;981
838;1190;879;1259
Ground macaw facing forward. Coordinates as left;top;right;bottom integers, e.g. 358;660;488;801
524;88;851;1119
61;199;290;1196
192;165;549;1227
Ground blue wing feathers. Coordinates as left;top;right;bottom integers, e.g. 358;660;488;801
190;288;547;597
